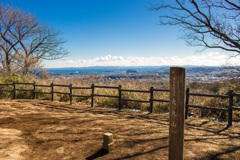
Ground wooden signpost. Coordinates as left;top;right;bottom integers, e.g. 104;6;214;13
169;67;186;160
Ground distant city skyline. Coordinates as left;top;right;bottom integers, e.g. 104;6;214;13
2;0;237;68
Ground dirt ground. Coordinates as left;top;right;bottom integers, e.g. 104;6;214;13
0;99;239;160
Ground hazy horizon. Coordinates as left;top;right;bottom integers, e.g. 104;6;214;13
44;65;225;69
43;52;239;68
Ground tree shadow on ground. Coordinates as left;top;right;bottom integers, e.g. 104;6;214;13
4;100;240;160
111;145;168;160
198;146;240;160
30;101;170;126
30;100;237;136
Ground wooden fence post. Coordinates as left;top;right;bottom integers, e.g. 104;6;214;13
119;85;122;110
228;90;233;127
169;67;186;160
13;81;16;99
150;86;154;113
91;84;94;107
33;82;36;99
51;82;54;102
69;84;72;105
185;88;190;119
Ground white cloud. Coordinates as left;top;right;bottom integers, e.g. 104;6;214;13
44;52;240;68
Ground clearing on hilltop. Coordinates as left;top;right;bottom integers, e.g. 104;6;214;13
0;99;239;160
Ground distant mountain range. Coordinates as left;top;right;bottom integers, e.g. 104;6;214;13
45;66;224;74
43;65;239;82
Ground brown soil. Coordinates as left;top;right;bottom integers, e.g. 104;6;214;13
0;99;239;160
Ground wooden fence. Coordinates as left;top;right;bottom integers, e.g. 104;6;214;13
0;82;239;126
185;88;240;127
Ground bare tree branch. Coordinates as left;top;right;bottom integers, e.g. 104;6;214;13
0;3;68;75
150;0;240;55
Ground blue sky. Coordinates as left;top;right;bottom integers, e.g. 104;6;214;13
2;0;236;68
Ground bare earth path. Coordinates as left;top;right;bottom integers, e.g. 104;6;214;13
0;99;239;160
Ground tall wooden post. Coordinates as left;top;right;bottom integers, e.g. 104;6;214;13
69;84;72;105
91;84;94;107
150;86;154;113
169;67;186;160
51;82;54;102
118;85;122;110
228;90;233;127
185;88;190;119
13;81;16;99
33;82;36;99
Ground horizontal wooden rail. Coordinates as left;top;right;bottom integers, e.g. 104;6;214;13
233;93;240;96
152;99;170;102
92;94;118;98
71;95;91;98
15;89;33;91
52;91;69;95
34;91;51;94
35;84;51;87
153;89;170;92
232;106;240;111
0;83;12;86
188;93;229;98
94;85;119;89
52;84;70;87
0;89;12;92
121;98;150;103
121;89;150;93
15;82;33;85
71;86;91;89
187;104;228;111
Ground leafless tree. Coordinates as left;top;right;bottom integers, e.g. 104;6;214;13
150;0;240;56
0;4;18;75
0;3;68;75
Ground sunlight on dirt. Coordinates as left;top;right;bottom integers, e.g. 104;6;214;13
0;100;239;160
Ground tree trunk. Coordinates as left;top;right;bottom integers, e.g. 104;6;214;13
6;56;11;76
23;60;30;75
23;65;29;75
